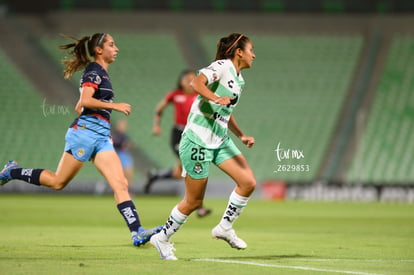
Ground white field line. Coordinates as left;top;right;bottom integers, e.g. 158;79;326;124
192;258;387;275
297;258;414;263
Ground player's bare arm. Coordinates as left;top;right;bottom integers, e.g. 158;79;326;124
191;74;232;105
229;115;255;148
74;99;82;115
79;86;131;116
152;98;169;135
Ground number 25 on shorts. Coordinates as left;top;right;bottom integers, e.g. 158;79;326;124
190;148;205;161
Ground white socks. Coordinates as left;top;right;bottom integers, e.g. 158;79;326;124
159;205;188;241
159;190;250;241
219;190;250;230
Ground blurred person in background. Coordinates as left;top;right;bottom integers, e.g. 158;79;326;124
0;33;161;246
112;118;134;186
145;69;212;218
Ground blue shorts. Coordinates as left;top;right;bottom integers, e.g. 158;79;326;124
64;127;114;162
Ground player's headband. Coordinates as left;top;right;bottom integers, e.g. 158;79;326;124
224;34;244;55
96;33;107;47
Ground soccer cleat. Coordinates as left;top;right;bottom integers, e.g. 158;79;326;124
131;225;163;246
212;225;247;250
196;207;212;218
0;160;19;186
150;232;178;260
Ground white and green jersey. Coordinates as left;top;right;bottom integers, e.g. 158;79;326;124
183;59;245;149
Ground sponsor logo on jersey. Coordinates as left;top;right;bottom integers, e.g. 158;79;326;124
211;73;218;82
175;95;186;103
86;72;102;85
213;112;229;124
226;93;239;108
94;75;102;85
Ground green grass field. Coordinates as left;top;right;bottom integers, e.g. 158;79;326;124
0;194;413;275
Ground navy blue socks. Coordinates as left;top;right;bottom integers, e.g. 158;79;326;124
117;200;142;232
10;168;44;186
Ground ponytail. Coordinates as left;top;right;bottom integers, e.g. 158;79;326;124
59;33;107;79
215;33;250;61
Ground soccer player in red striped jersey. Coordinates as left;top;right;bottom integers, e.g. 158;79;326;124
146;70;211;217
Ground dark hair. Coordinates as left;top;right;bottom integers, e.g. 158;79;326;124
59;33;107;79
215;33;250;61
176;69;195;90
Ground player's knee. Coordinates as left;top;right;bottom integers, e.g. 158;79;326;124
241;176;256;194
247;179;256;193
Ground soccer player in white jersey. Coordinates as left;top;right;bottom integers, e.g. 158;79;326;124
151;33;256;260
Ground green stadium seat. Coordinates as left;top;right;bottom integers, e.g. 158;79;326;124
346;36;414;184
0;49;75;175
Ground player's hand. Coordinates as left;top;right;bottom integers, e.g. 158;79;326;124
240;135;255;148
114;103;131;116
152;124;162;135
214;96;233;106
